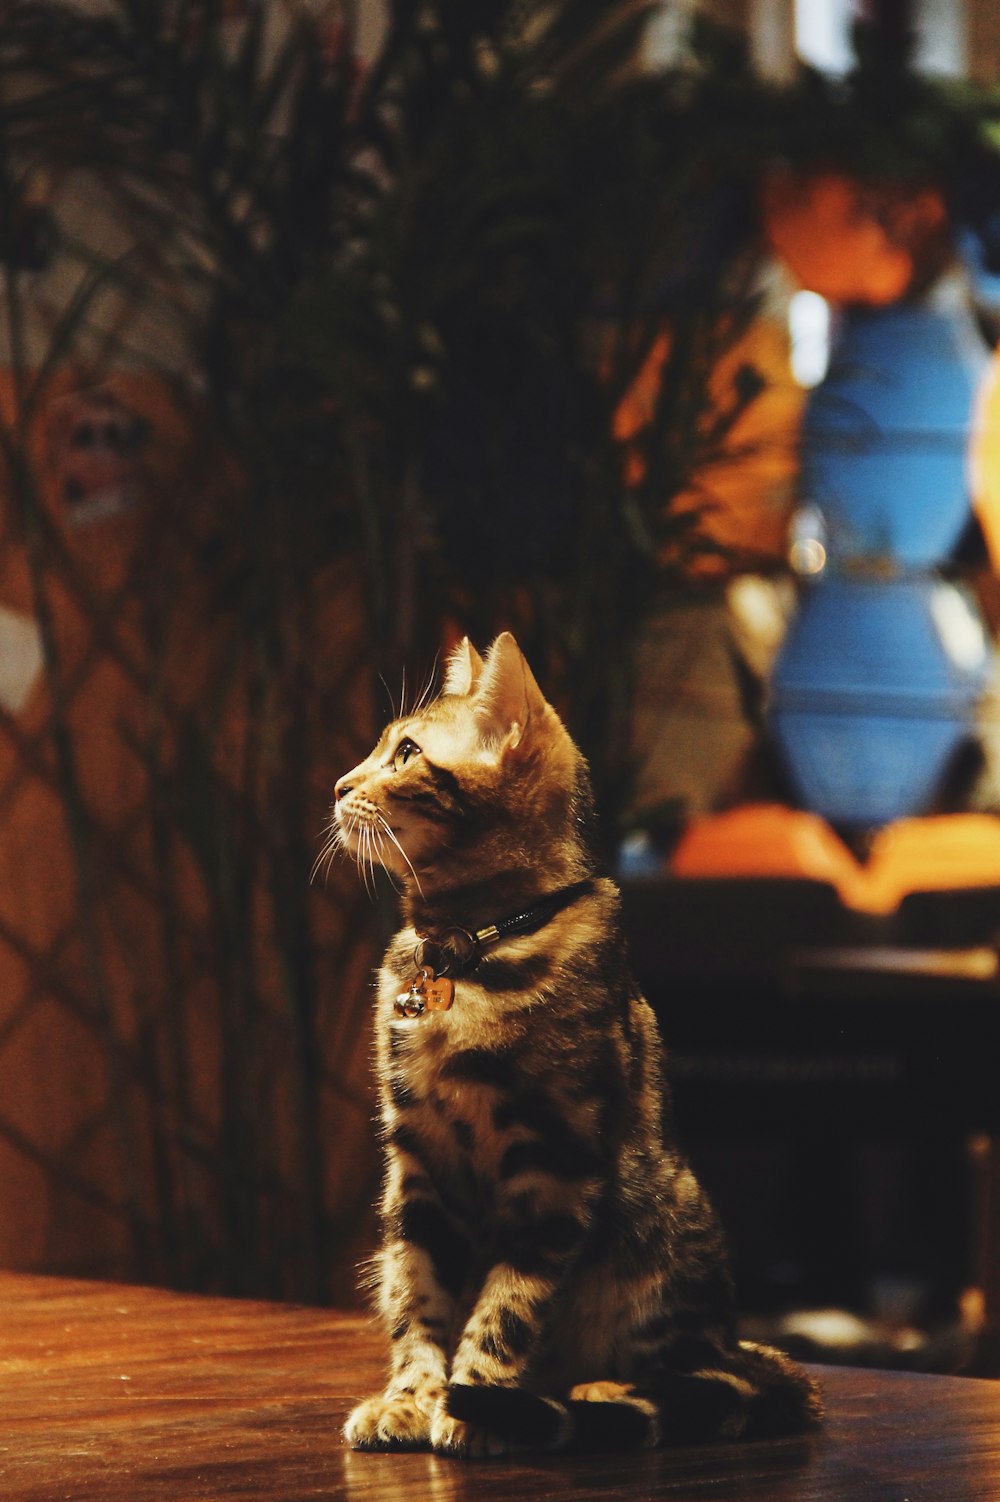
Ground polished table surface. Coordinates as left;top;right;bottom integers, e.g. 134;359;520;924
2;1272;999;1501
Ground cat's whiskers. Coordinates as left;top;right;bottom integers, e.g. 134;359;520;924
313;807;382;897
379;672;399;721
358;815;402;898
399;656;439;719
351;821;366;894
359;821;381;900
310;820;342;886
373;809;425;900
359;827;371;898
368;825;388;899
349;817;393;901
410;657;439;715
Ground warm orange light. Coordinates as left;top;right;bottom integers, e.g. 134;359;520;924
761;170;949;305
671;803;869;906
614;316;804;571
969;345;1000;572
862;815;1000;914
671;805;1000;915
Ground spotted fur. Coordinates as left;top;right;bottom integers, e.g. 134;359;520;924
335;633;822;1457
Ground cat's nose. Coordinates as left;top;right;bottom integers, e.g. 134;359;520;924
334;775;353;802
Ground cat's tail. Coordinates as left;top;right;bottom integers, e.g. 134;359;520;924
447;1340;824;1452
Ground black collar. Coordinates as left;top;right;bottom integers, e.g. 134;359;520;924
394;878;595;1019
414;876;596;977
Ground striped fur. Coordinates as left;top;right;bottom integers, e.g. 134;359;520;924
335;633;822;1457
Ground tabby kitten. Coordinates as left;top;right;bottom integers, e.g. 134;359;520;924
335;633;822;1457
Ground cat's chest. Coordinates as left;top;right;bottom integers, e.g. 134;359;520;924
379;948;511;1053
380;975;527;1177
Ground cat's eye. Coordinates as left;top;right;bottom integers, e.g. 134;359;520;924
392;737;421;772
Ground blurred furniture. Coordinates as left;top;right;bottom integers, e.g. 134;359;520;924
622;874;1000;1343
770;292;992;829
2;1271;1000;1500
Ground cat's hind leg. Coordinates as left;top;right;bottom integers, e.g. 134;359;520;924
628;1342;824;1445
568;1379;635;1402
443;1384;573;1455
446;1382;657;1452
445;1346;823;1454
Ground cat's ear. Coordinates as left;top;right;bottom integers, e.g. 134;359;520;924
474;632;547;757
442;637;485;698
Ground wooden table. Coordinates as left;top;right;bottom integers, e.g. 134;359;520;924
2;1272;999;1501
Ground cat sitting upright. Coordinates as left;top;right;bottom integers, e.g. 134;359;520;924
334;632;822;1457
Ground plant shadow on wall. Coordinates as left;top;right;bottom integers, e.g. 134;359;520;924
0;0;909;1302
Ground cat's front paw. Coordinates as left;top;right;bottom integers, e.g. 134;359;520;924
431;1393;507;1458
344;1389;440;1450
